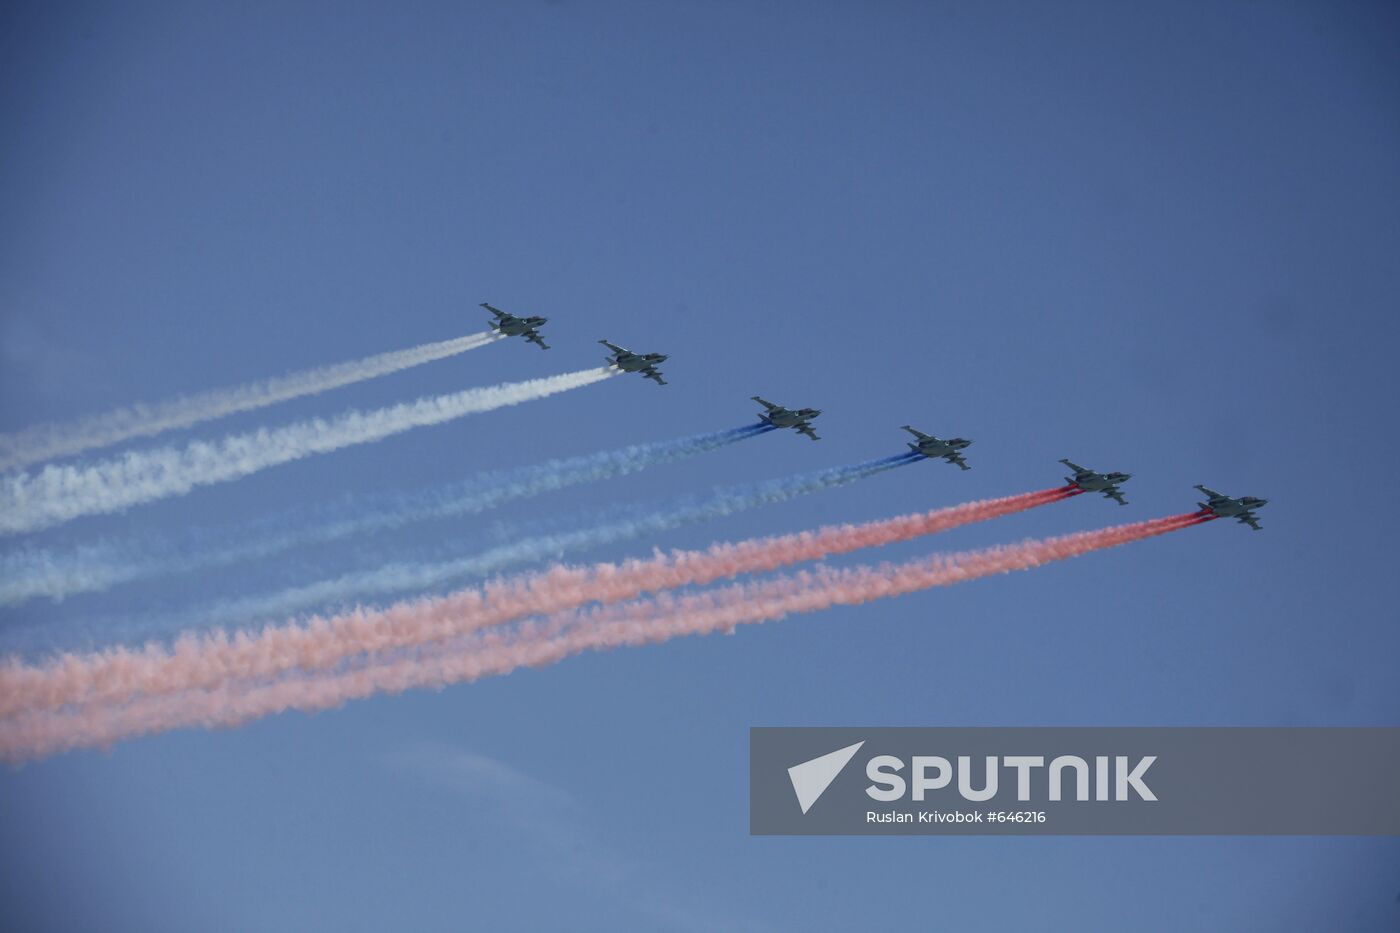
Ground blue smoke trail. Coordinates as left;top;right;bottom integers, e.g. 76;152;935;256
130;450;923;637
0;423;775;607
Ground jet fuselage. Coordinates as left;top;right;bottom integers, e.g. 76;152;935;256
612;351;667;372
494;315;546;336
1202;495;1268;518
910;436;970;458
1069;471;1131;492
761;407;821;428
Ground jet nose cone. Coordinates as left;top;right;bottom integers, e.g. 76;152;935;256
656;354;669;361
1256;498;1269;507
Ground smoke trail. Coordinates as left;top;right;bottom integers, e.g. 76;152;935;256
0;481;1068;718
0;423;777;606
0;512;1209;762
178;450;924;630
0;367;617;536
0;332;502;472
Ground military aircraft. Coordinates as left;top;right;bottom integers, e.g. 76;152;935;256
599;340;668;385
752;396;821;440
1060;459;1132;505
901;425;972;470
481;302;549;349
1195;485;1269;530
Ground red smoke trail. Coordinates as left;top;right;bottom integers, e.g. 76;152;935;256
0;487;1077;719
0;511;1209;763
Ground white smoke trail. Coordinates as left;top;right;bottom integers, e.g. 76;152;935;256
0;331;502;472
0;367;616;536
148;451;922;632
0;424;773;606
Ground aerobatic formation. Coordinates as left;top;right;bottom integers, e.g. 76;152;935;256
0;299;1267;761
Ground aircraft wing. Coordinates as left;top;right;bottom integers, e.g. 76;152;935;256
947;452;970;471
599;340;628;354
1238;513;1262;531
1060;459;1088;473
643;367;667;385
480;302;508;320
901;425;930;439
1195;484;1224;499
1103;488;1128;506
751;396;778;411
796;423;820;441
524;331;549;350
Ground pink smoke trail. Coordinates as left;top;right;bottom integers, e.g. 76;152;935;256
0;511;1210;762
0;487;1077;718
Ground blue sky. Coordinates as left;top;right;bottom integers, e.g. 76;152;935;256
2;1;1398;929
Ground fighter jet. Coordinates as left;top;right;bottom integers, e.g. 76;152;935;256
1060;459;1132;505
1195;485;1269;530
481;302;549;349
752;396;821;441
901;425;972;470
600;340;668;385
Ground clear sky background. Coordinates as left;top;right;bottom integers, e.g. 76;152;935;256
2;1;1398;930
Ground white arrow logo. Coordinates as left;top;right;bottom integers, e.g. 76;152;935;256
787;741;865;814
